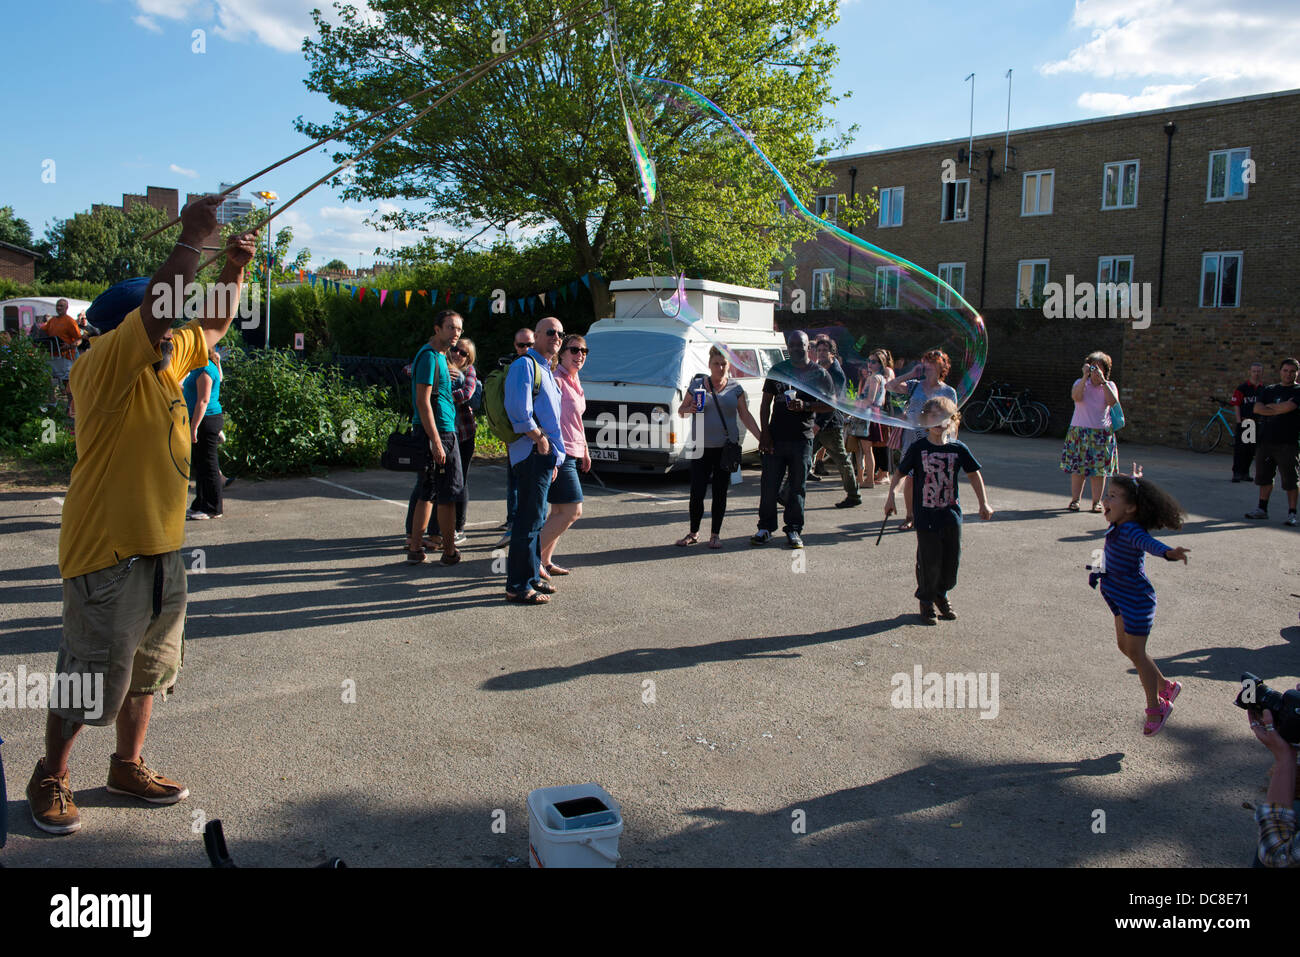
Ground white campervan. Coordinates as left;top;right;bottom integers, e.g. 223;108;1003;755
1;297;93;338
580;277;788;472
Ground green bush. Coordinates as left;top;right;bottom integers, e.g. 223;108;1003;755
0;334;54;441
0;278;109;303
218;348;402;476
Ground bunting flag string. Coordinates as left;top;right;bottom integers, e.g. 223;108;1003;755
288;271;601;317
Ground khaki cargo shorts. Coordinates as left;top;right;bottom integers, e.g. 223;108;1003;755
53;551;187;733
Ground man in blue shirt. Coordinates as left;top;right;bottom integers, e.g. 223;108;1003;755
505;316;565;603
407;310;464;565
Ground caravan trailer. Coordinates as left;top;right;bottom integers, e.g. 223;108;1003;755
1;296;93;338
580;277;787;472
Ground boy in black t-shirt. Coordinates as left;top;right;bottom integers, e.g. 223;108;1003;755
1230;362;1264;481
1245;358;1300;526
886;397;994;623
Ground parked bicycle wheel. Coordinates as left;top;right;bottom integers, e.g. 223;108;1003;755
963;399;997;433
1030;401;1051;437
1011;403;1044;437
1186;418;1223;453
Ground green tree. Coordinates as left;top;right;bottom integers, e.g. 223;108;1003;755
300;0;856;318
323;258;350;272
37;204;177;283
0;206;34;248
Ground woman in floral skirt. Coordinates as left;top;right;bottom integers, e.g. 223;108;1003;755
1061;350;1120;512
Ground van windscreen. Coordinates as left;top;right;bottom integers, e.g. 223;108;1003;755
578;331;698;388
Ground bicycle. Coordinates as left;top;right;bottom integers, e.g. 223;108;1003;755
1186;396;1236;453
963;383;1050;437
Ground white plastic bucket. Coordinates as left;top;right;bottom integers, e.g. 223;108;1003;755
527;783;623;868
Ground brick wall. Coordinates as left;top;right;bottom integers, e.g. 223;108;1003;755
0;246;37;283
1121;308;1300;447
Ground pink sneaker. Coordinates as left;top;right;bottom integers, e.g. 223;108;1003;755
1143;701;1172;736
1160;679;1181;704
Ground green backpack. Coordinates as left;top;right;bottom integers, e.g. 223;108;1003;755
483;355;543;444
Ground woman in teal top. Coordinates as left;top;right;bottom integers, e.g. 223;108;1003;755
182;350;225;519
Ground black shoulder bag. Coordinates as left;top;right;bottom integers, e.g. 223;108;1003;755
707;376;744;473
382;346;438;471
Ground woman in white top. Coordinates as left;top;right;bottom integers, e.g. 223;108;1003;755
1059;350;1120;512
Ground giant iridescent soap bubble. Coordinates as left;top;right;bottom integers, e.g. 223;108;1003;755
623;74;987;435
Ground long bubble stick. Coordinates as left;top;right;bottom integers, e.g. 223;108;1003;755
145;0;605;244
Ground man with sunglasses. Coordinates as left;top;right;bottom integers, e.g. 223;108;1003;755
495;328;537;547
29;197;258;836
504;317;566;603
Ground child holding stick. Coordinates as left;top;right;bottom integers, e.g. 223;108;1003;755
885;396;993;623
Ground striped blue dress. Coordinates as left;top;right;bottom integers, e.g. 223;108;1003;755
1090;521;1173;637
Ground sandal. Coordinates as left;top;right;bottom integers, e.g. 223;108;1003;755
1142;701;1172;736
707;536;722;549
544;563;571;576
1160;679;1182;704
676;532;699;547
532;580;557;595
899;518;915;532
1090;502;1103;513
406;548;426;565
423;537;442;550
1067;500;1081;512
505;590;550;605
440;549;461;566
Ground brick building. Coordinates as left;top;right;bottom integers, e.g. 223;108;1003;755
91;184;221;251
774;88;1300;448
0;240;40;283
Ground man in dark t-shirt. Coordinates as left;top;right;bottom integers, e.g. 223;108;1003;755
751;331;833;548
1230;362;1264;482
1245;358;1300;526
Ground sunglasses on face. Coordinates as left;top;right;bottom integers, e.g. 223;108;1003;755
515;341;533;350
567;346;588;356
544;328;564;338
451;347;468;358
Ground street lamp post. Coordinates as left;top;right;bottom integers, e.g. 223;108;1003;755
254;190;277;348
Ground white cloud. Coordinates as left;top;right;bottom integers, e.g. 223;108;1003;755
133;14;163;33
1041;0;1300;112
169;163;199;179
131;0;347;53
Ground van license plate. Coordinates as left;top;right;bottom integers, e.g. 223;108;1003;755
590;449;619;461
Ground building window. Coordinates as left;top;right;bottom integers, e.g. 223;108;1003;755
874;266;901;309
1097;256;1133;287
1207;148;1250;201
941;180;969;222
1022;170;1054;216
1102;161;1138;209
1016;259;1049;308
815;195;837;222
812;268;834;310
769;270;784;308
878;187;904;227
775;199;789;217
936;263;965;307
1200;252;1242;307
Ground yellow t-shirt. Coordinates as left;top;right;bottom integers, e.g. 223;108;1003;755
58;308;208;579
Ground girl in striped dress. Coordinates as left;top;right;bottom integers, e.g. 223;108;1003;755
1091;471;1191;736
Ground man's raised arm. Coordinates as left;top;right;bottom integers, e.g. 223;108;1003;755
141;195;223;347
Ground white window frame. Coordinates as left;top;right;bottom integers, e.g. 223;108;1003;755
878;187;904;227
1206;148;1250;202
1097;255;1134;287
936;262;965;307
940;180;969;222
815;194;837;223
1016;259;1050;308
1200;251;1243;307
1101;160;1139;210
874;266;901;309
1022;169;1054;216
769;270;784;308
812;268;835;310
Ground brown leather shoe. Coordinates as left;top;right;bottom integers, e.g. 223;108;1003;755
27;759;82;834
919;602;938;625
935;597;958;620
107;754;190;805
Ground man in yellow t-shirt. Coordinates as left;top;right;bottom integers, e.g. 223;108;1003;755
26;196;259;836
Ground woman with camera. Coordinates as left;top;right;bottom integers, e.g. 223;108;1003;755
674;345;762;548
1061;351;1120;512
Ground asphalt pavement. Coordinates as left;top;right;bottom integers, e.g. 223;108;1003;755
1;433;1296;866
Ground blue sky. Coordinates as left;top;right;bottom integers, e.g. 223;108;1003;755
4;0;1295;269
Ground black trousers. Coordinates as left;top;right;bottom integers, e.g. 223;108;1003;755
914;524;961;603
191;413;224;516
454;435;474;531
1233;419;1254;479
688;446;731;535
